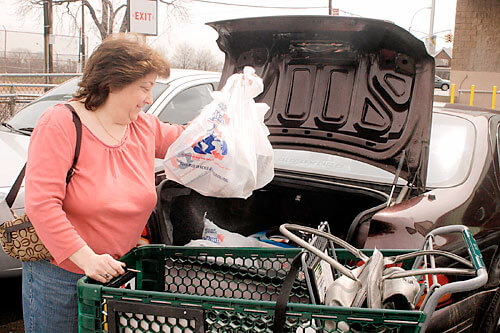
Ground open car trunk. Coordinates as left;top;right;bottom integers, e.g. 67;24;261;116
151;173;388;248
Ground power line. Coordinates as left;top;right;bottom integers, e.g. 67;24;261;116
339;9;362;17
189;0;364;17
190;0;327;9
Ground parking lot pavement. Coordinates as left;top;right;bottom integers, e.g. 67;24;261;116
0;277;23;333
434;88;450;97
434;88;451;103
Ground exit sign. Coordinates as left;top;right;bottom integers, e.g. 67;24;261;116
128;0;158;35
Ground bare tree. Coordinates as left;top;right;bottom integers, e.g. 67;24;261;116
193;48;223;71
168;42;223;72
5;48;44;73
17;0;188;41
169;42;196;69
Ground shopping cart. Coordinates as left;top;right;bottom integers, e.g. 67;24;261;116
77;224;487;332
279;224;488;332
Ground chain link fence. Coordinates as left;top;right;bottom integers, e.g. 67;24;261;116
1;29;84;73
0;73;80;122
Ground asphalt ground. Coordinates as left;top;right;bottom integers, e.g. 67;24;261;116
0;277;24;333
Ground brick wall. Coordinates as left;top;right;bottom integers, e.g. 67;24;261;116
452;0;500;71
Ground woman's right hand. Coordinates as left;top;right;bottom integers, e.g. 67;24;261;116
69;245;126;283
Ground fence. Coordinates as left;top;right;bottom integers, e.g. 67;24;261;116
1;29;84;73
0;73;80;121
449;84;499;110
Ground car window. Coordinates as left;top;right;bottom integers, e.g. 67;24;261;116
274;113;475;188
7;78;80;129
158;84;214;124
426;113;475;188
274;149;403;185
7;78;168;129
142;83;169;112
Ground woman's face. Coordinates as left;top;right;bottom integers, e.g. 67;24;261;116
108;72;157;124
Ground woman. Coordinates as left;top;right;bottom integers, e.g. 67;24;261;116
23;34;184;332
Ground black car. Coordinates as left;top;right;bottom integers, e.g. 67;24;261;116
151;16;499;332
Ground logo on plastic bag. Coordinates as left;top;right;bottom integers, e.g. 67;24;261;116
192;125;228;160
202;226;225;244
172;102;230;168
192;104;229;159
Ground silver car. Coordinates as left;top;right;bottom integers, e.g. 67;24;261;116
0;69;221;277
434;75;450;91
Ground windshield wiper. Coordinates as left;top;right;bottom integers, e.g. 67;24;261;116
18;127;34;133
0;122;32;136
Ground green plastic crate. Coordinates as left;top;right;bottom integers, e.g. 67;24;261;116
78;245;425;333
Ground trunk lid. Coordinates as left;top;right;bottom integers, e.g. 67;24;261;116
208;16;434;190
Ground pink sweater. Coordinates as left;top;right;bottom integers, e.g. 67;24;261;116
25;104;184;274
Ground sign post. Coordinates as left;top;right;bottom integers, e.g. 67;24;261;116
128;0;158;36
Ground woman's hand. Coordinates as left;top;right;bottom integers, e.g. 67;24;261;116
69;245;126;283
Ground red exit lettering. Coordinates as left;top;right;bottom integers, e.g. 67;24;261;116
134;12;152;21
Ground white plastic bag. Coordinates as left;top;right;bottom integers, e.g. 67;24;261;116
163;67;274;199
188;216;261;247
185;214;277;248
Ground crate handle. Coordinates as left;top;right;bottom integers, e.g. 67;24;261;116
425;225;485;270
416;225;488;332
104;268;139;288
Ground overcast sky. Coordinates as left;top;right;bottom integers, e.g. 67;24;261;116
0;0;457;58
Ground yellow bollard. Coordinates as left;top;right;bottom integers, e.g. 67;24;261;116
469;85;475;106
450;84;456;104
492;86;497;109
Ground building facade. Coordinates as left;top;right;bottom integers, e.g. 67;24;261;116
451;0;500;109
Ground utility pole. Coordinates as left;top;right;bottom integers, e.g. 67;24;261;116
3;29;6;73
427;0;436;54
329;0;332;15
81;0;86;71
43;0;53;80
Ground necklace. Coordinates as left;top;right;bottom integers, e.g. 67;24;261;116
95;113;124;143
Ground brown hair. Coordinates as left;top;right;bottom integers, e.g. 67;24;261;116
74;33;170;111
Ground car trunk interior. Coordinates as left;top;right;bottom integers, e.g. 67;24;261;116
152;174;388;248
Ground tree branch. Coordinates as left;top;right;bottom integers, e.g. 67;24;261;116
113;3;127;33
114;3;126;15
119;13;128;32
102;0;109;37
84;0;107;40
16;0;187;42
107;0;115;36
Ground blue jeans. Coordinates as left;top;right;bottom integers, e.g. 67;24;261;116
22;260;84;333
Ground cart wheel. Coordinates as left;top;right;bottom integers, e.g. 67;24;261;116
475;286;500;332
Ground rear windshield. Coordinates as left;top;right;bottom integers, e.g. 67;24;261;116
426;112;475;188
274;112;475;188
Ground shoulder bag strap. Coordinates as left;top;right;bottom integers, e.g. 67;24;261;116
4;104;82;208
5;165;26;209
64;103;82;183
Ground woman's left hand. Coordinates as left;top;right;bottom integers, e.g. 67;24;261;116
69;245;126;283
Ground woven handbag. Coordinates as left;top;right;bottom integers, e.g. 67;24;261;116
0;104;82;261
